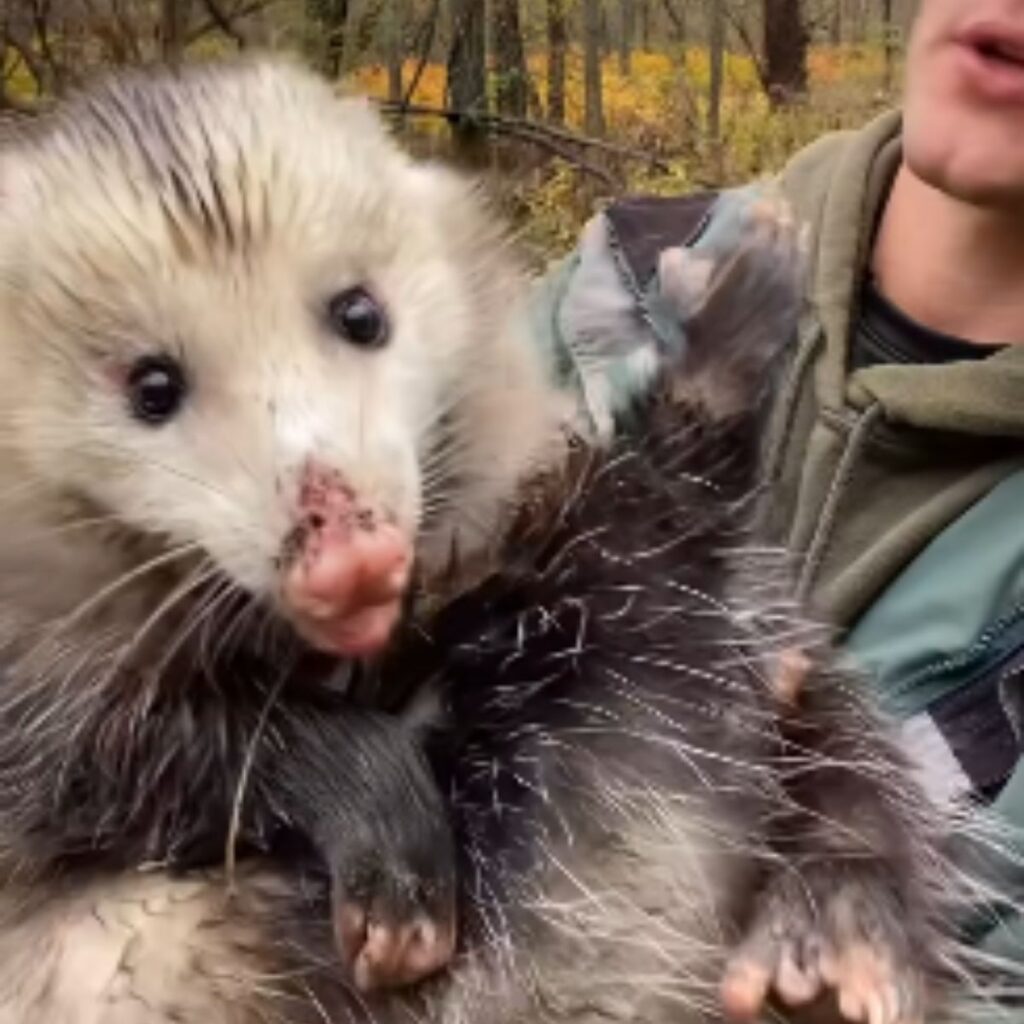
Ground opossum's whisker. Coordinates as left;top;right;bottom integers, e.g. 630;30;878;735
0;475;61;506
21;432;258;533
153;571;236;675
253;601;285;658
208;589;265;667
294;981;334;1024
115;566;234;692
46;540;204;641
224;658;293;889
10;513;128;541
9;633;119;744
115;557;221;666
196;579;252;678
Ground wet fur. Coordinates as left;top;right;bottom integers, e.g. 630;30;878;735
0;56;995;1024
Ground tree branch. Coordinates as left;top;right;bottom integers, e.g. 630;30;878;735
723;2;769;93
659;0;685;41
188;0;272;44
400;0;440;108
199;0;251;47
378;100;674;175
2;25;49;96
379;100;629;186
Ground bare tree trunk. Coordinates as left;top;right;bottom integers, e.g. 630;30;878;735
851;0;868;43
159;0;191;64
547;0;567;125
829;2;842;45
308;0;350;78
881;0;895;90
387;0;405;103
661;0;686;44
619;0;636;74
762;0;808;105
639;0;651;49
708;0;724;178
583;0;605;136
447;0;487;162
493;0;528;117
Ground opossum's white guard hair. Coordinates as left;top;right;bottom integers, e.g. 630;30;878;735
0;56;563;642
0;56;1022;1024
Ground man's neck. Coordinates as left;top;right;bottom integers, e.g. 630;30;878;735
872;164;1024;345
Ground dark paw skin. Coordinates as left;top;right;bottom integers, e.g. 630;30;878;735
325;815;457;993
260;705;458;993
334;887;456;992
722;862;928;1024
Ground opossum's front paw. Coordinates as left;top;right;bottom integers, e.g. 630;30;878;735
721;865;927;1024
334;892;456;993
658;182;803;325
328;829;457;993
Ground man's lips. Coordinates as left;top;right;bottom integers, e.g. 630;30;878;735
952;21;1024;103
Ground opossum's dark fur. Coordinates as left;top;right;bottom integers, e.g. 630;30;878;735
0;57;1015;1024
0;223;947;1024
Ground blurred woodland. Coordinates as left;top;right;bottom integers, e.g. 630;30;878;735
0;0;915;256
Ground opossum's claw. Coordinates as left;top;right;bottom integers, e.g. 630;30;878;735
334;895;456;993
721;866;926;1024
325;815;458;993
655;183;805;422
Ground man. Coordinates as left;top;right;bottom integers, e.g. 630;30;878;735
536;0;1024;1015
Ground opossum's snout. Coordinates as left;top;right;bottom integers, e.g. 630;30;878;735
280;462;412;659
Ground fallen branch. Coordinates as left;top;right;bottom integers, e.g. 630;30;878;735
659;0;685;43
400;0;440;108
188;0;272;45
200;0;251;47
722;3;770;95
377;99;673;175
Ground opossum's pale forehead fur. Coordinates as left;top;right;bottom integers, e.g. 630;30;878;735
4;61;426;280
0;58;559;615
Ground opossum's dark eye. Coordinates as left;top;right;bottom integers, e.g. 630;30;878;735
326;287;389;349
126;355;187;425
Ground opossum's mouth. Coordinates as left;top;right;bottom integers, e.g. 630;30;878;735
288;600;407;660
280;518;413;660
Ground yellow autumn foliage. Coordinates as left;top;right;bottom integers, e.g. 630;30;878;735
350;44;899;258
3;41;895;261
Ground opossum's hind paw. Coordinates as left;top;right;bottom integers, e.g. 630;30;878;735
721;866;926;1024
334;895;456;993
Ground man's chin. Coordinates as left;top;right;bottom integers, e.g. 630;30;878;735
904;118;1024;211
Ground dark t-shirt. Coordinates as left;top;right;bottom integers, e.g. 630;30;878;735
851;278;1006;369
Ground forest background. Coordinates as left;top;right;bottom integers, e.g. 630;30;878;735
0;0;915;261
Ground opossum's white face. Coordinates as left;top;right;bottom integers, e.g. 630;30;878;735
0;61;559;658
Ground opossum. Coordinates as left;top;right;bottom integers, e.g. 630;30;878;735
0;56;984;1024
0;56;551;994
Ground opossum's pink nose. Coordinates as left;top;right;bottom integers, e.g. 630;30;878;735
282;467;412;659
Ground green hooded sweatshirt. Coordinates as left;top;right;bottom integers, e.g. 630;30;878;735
773;111;1024;997
768;110;1024;632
